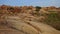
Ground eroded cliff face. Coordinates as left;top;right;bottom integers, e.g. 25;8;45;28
0;5;60;34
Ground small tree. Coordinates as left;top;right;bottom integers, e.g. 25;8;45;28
35;6;41;11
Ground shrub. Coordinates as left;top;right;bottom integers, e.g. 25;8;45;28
35;6;41;11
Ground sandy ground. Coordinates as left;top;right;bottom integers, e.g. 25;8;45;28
0;25;24;34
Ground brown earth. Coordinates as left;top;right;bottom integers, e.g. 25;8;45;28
0;5;60;34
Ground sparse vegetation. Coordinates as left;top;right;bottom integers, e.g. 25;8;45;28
44;12;60;30
7;7;14;10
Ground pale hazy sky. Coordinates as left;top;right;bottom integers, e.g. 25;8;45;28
0;0;60;7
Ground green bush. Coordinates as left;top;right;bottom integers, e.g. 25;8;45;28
35;6;41;11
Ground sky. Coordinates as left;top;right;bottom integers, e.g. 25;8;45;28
0;0;60;7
